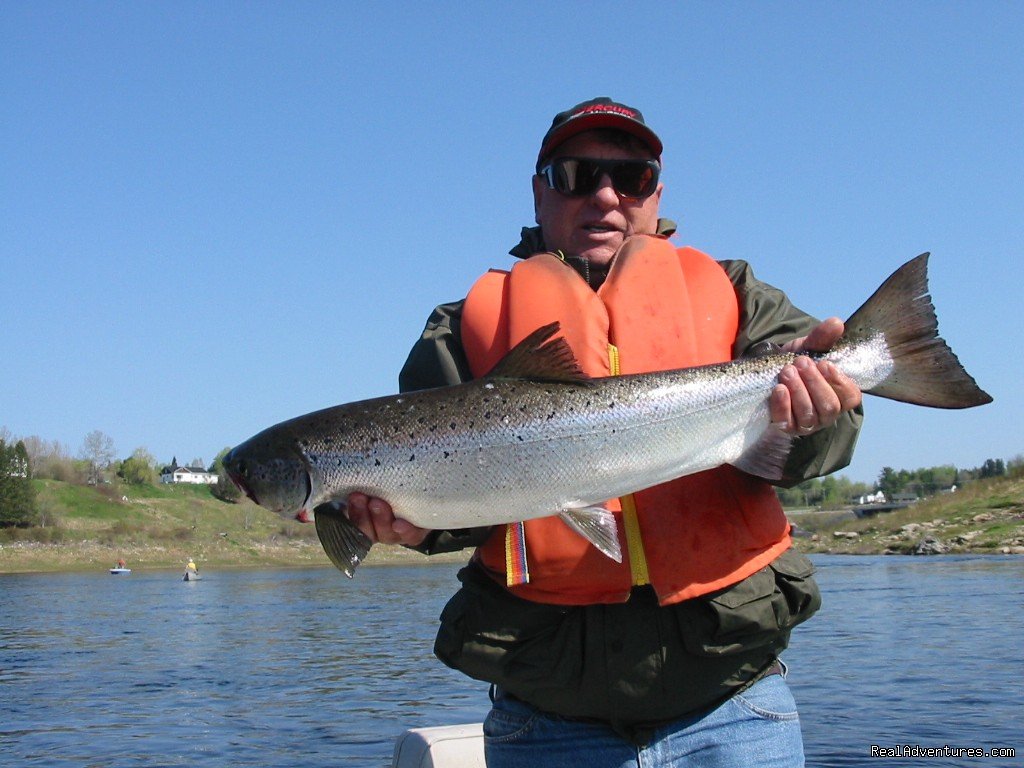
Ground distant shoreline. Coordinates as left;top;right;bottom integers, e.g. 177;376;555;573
3;475;1020;574
0;539;469;575
2;535;1019;577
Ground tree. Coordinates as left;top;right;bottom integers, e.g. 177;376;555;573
0;439;39;526
80;430;116;485
117;447;157;486
980;458;1006;478
210;447;241;503
878;467;900;499
17;434;78;482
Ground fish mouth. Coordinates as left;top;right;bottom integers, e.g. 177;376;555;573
224;461;258;504
222;450;313;518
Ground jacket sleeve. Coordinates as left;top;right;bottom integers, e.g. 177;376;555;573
398;300;473;392
398;299;495;554
720;259;864;487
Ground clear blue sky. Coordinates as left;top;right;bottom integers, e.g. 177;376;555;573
2;2;1020;484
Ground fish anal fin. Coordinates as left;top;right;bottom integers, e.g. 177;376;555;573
730;423;794;482
314;501;373;578
486;322;591;385
558;505;622;562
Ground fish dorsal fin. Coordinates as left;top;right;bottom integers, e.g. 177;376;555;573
485;322;591;384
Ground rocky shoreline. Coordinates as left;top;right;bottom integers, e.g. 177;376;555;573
793;479;1024;556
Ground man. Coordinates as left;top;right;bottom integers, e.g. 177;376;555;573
348;98;862;766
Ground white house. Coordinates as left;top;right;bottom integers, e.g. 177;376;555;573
854;491;886;505
160;465;218;485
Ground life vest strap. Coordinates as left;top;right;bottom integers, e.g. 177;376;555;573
505;522;530;586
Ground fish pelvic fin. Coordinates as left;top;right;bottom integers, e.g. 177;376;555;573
485;322;591;384
731;423;795;482
558;505;622;562
843;253;992;409
313;501;373;578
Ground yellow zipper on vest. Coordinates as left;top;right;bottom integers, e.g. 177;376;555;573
608;343;650;586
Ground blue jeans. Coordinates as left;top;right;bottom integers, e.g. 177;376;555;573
483;669;804;768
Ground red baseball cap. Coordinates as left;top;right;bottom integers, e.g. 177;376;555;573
536;97;663;171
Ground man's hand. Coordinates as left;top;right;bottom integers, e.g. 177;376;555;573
345;492;430;547
769;317;863;435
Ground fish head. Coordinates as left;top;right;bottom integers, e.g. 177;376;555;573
222;436;315;522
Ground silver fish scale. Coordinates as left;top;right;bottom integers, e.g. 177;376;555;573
824;333;893;391
299;354;798;531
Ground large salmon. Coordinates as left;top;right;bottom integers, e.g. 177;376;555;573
223;254;990;576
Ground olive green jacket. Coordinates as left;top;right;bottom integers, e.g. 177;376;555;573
400;224;863;555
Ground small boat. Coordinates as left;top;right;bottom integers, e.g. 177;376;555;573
109;567;132;575
182;570;202;581
392;724;483;768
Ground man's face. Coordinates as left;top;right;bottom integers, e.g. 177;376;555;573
532;132;663;269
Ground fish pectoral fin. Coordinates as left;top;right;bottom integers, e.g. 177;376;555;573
730;423;794;482
313;500;373;578
558;505;622;563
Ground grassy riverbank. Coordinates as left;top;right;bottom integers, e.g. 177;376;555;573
2;475;1022;574
0;479;464;574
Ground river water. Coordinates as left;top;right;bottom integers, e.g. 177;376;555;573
1;555;1021;767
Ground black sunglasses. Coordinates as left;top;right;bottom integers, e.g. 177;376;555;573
538;157;661;200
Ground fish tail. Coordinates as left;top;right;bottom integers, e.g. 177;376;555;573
313;501;373;578
843;253;992;408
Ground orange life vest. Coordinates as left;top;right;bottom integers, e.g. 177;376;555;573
460;235;792;606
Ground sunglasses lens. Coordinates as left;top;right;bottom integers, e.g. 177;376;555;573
610;162;657;198
545;158;658;199
550;159;600;196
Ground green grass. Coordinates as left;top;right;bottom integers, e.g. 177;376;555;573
0;477;329;572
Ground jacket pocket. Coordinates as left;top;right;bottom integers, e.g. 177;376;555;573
434;566;582;690
768;548;821;630
679;549;821;657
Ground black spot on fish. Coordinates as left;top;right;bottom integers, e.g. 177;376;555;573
444;451;451;459
409;454;415;462
374;459;381;466
450;422;457;430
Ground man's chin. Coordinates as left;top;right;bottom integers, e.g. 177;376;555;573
575;242;620;269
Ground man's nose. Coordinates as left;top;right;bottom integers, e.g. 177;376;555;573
590;173;620;208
